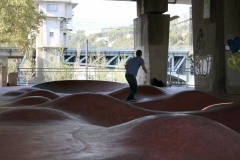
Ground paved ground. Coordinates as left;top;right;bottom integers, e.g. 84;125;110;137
0;81;240;160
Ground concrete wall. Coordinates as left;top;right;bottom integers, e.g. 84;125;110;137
45;19;61;46
192;0;225;94
0;57;8;87
224;0;240;94
137;0;168;16
134;13;169;85
40;3;67;18
192;0;240;94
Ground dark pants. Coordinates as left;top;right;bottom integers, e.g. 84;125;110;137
125;74;137;101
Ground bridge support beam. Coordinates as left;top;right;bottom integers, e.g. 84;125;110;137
134;0;169;85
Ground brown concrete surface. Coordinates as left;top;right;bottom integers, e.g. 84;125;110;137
1;96;51;107
0;80;240;159
108;85;167;102
33;80;128;93
193;101;240;133
34;93;157;127
133;90;233;111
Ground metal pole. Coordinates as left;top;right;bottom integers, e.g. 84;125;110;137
86;39;88;80
177;68;180;86
169;68;172;87
186;58;190;86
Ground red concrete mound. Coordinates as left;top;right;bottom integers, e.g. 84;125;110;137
0;115;240;160
13;89;60;100
1;96;51;107
0;83;240;159
35;93;157;127
134;90;232;111
1;87;36;96
33;80;128;93
192;100;240;133
2;90;28;97
18;87;37;92
108;85;167;101
0;107;76;122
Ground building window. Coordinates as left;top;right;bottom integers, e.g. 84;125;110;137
49;32;54;37
63;33;67;45
47;4;58;12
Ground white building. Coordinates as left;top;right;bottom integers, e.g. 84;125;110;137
34;0;77;68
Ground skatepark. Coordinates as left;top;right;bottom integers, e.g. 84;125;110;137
0;80;240;160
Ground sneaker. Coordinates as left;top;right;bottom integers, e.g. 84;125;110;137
127;99;137;102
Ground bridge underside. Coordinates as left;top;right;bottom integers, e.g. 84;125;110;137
0;48;23;59
109;0;191;5
63;49;189;69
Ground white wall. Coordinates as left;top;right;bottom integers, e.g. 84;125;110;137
39;2;73;18
65;4;73;18
36;0;77;47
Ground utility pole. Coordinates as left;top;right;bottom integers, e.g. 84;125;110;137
86;39;88;80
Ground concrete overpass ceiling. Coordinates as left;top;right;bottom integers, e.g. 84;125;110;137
169;0;191;4
108;0;191;5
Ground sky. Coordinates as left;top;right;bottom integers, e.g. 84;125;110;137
71;0;191;31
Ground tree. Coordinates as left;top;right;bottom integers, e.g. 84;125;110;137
68;30;87;49
0;0;45;51
42;48;74;82
68;25;134;50
169;20;190;49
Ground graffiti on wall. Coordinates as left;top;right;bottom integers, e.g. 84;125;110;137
227;54;240;72
225;37;240;72
225;37;240;53
195;55;212;77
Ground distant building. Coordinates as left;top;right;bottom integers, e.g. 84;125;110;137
34;0;77;68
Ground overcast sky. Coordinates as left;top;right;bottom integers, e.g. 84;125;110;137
71;0;191;31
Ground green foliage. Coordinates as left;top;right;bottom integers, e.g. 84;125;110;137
169;20;190;48
21;58;35;84
43;48;73;82
0;0;45;51
67;25;135;83
69;22;190;51
8;59;18;73
68;31;87;49
113;56;127;83
68;25;134;50
90;51;108;80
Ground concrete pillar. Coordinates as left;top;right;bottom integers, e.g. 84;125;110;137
8;72;18;86
137;0;168;16
192;0;240;95
224;0;240;94
135;0;169;85
0;57;8;87
34;47;45;83
36;48;45;68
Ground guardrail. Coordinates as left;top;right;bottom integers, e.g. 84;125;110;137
167;67;194;86
17;67;127;85
17;67;195;86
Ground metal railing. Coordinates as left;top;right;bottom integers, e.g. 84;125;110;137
167;67;194;86
17;67;127;85
17;67;195;86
